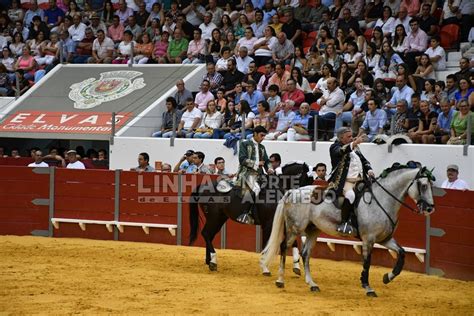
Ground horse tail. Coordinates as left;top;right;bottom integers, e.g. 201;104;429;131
260;189;290;268
189;185;200;245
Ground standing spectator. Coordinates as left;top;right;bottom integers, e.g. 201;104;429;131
194;79;215;112
441;165;470;190
66;150;86;169
134;152;155;172
177;98;203;138
408;100;437;143
358;99;387;142
152;97;182;138
174;79;193;109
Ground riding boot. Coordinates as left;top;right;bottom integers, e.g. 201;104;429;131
236;191;256;225
336;198;354;236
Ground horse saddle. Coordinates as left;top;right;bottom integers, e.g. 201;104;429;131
216;179;233;193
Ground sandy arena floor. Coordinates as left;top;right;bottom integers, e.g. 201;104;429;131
0;236;473;315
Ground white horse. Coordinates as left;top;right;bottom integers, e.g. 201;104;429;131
261;164;435;297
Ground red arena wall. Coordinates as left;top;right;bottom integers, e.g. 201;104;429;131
0;166;472;280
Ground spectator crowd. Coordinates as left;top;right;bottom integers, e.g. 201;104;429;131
0;0;471;144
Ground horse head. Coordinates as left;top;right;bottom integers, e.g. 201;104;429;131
406;166;436;215
280;162;312;190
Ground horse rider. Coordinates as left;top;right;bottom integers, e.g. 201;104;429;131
328;127;375;235
235;126;274;224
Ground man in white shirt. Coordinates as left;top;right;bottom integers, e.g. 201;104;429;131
441;164;470;190
199;12;217;41
88;30;114;64
424;36;446;71
28;150;49;167
66;150;86;169
265;100;296;140
177;98;203;138
317;77;345;140
68;15;87;43
235;46;254;75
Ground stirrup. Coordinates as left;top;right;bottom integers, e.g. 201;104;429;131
336;222;353;236
237;212;255;225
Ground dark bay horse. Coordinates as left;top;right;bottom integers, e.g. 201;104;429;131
189;163;313;273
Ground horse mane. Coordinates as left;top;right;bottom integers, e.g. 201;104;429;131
379;161;436;181
281;161;309;173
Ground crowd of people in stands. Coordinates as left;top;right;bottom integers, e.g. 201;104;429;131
0;145;109;168
0;0;471;141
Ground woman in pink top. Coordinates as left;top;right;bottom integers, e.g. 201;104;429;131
14;45;37;81
153;31;169;64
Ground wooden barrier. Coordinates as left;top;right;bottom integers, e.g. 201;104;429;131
0;166;473;280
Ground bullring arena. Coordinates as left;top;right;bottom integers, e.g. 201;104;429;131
1;236;473;314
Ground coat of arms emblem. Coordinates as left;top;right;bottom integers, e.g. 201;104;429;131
69;71;146;109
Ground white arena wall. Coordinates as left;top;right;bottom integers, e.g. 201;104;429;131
110;137;474;188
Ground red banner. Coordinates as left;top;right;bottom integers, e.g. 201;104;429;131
0;111;131;134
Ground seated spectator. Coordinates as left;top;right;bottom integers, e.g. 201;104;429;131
454;78;474;106
241;80;265;113
66;150;86;169
392;24;408;55
165;28;188;64
287;102;312;141
146;19;162;42
373;78;390;104
268;62;291;93
392;99;411;135
384;75;415;117
132;33;153;64
14;45;37;82
272;32;294;65
73;28;95;64
152;31;170;63
182;28;207;64
291;46;308;74
358;99;387;142
235;27;258;55
173;150;195;173
454;58;472;82
363;43;381;75
223;100;255;140
268;14;283;36
195;79;215;112
211;157;234;177
431;81;448;111
89;13;107;36
266;84;281;111
397;63;418;92
193;151;211;174
336;62;353;93
28;150;48;167
152;97;182;137
108;16;124;45
161;163;172;172
247;100;271;138
256;62;275;93
0;64;11;96
176;98;203;138
30;16;50;42
10;32;26;58
174;80;193;110
112;30;135;64
408;100;437;143
445;74;459;106
403;17;428;71
125;16;142;39
447;100;474;145
335;78;366;133
423;99;455;144
419;3;437;37
235;46;254;74
193;100;223;138
343;41;362;71
313;26;335;54
11;69;30;96
221;58;245;96
203;62;223;95
347;60;374;88
209;29;223;63
88;30;114;64
281;78;305;109
424;36;446;72
145;3;165;29
413;54;435;90
375;42;403;80
316;77;345;139
421;79;436;104
212;101;239;139
215;46;233;72
374;6;397;36
233;82;244;104
253;26;278;67
44;0;65;28
291;67;312;94
265;100;296;140
216;89;227;112
441;164;470;190
242;62;263;89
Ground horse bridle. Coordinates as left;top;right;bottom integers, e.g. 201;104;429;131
369;168;435;231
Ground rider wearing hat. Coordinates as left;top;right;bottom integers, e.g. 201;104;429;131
328;127;375;235
235;126;274;224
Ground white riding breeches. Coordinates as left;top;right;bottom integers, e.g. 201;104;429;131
343;181;356;204
246;173;261;196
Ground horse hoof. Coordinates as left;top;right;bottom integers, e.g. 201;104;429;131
293;267;301;276
209;262;217;271
275;281;285;288
383;273;390;284
366;291;378;297
310;286;320;292
262;272;271;277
